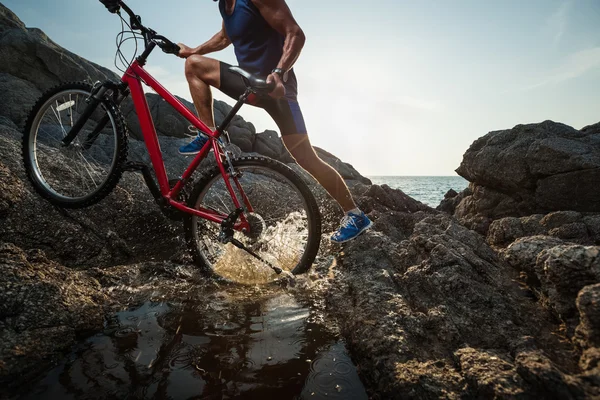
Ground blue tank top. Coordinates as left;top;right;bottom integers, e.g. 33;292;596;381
219;0;298;98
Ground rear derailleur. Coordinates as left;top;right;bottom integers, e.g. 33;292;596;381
218;208;282;275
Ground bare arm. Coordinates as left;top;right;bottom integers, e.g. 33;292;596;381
251;0;305;73
178;22;231;58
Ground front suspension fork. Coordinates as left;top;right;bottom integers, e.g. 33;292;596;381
61;81;127;148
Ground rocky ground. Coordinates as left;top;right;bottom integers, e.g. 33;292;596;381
2;3;600;399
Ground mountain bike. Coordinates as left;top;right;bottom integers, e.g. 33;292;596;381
21;1;321;284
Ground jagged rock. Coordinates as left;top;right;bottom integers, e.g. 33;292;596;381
0;73;41;127
502;235;566;278
454;347;527;398
454;121;600;232
254;129;294;162
356;184;431;214
314;147;371;185
0;243;106;388
535;245;600;321
437;186;473;215
489;211;600;247
0;4;117;126
576;284;600;350
327;212;596;398
0;124;184;267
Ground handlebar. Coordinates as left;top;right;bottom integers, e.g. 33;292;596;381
107;1;276;94
116;1;180;57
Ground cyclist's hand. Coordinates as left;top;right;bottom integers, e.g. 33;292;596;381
266;73;285;99
177;43;195;59
99;0;120;13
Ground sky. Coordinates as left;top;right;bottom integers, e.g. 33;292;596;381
4;0;600;176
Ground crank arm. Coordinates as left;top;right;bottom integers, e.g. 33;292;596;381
229;238;283;275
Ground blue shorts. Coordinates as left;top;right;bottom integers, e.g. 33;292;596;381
218;61;307;135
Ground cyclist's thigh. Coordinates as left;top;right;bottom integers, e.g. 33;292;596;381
218;61;249;100
262;97;308;136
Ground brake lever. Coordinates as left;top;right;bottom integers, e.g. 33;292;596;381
130;14;143;30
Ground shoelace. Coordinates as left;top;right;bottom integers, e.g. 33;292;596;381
340;215;358;230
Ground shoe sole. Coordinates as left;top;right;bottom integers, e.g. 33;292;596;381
178;148;213;156
330;220;374;244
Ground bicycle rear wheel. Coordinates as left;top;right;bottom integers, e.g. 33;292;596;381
22;82;128;208
184;157;321;284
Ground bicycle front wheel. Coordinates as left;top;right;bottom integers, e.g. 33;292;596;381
22;82;128;208
184;157;322;284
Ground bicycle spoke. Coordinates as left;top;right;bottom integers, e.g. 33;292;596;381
188;161;316;284
27;86;121;202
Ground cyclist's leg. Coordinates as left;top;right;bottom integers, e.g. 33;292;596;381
261;97;357;213
184;55;222;130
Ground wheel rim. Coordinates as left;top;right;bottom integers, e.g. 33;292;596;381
190;165;314;284
28;89;119;202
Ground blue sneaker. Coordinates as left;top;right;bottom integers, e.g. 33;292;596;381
179;133;210;155
330;211;373;243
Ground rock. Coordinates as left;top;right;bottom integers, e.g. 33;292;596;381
536;168;600;212
0;4;118;126
0;124;184;268
455;347;527;398
254;130;293;162
0;243;106;388
327;212;598;398
535;245;600;320
454;120;600;232
0;73;42;127
356;184;431;214
488;217;525;247
502;235;566;278
489;211;598;247
575;284;600;350
540;211;583;229
314;147;371;185
0;116;18;130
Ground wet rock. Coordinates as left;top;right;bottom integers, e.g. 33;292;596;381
0;243;106;388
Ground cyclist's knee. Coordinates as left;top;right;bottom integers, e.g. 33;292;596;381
185;55;209;81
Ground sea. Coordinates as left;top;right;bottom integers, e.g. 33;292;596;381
368;176;469;207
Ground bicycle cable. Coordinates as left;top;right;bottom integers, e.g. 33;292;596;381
114;13;143;78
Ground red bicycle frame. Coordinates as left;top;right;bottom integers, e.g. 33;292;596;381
122;60;252;230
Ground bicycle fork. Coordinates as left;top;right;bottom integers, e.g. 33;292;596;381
60;81;127;149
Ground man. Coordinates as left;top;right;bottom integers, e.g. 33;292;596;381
100;0;372;243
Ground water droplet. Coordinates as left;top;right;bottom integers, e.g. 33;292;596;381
267;356;272;361
336;384;342;392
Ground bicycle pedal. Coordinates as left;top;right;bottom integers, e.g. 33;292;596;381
123;161;149;172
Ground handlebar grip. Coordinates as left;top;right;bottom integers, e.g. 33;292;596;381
165;43;180;56
154;35;180;56
266;79;276;93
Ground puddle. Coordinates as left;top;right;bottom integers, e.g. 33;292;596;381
24;290;367;399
